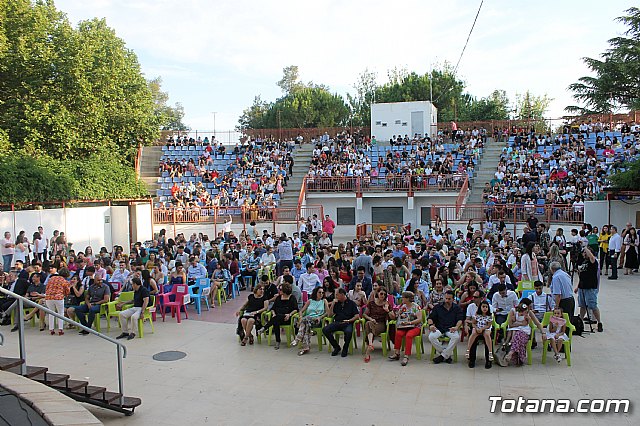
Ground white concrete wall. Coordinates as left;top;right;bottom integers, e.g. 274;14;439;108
0;205;142;255
585;200;640;228
133;202;153;244
371;101;437;142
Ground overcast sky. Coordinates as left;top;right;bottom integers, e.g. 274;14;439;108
58;0;633;132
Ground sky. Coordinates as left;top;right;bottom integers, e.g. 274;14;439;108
57;0;634;134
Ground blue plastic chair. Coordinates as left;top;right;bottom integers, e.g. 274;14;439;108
188;285;202;314
194;278;211;311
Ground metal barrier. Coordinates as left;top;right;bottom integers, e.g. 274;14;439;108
306;174;468;193
355;223;404;239
0;287;128;409
431;203;585;226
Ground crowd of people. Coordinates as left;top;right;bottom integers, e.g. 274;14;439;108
227;214;620;368
481;130;638;213
306;131;482;187
157;135;294;209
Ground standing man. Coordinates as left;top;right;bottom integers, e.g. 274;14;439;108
322;215;336;243
451;121;458;142
1;232;15;273
311;214;322;238
608;226;622;280
351;246;373;280
549;261;575;316
575;246;603;332
37;226;48;262
276;235;294;276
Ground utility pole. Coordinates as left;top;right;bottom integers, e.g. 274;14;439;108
211;111;217;140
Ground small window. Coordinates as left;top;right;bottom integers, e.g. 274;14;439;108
382;123;387;127
375;121;382;126
395;120;401;125
337;207;355;225
402;122;408;126
421;207;431;226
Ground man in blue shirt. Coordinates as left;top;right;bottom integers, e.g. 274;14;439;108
549;261;575;316
290;258;306;286
349;266;372;297
187;256;207;285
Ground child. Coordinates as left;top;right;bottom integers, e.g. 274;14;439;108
466;301;494;361
546;307;568;363
348;282;367;308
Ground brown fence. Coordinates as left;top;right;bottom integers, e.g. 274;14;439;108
306;174;468;194
431;203;584;227
153;205;323;227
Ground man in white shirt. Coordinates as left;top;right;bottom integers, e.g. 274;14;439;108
311;214;322;236
37;226;48;261
491;284;518;325
298;263;321;293
530;281;555;322
110;262;130;291
1;232;15;273
608;225;623;280
187;256;208;284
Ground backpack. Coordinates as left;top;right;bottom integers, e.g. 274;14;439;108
570;315;584;337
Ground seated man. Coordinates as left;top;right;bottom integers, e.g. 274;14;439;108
298;263;321;294
530;280;554;322
322;288;360;357
187;256;207;285
23;273;46;331
348;266;373;297
240;250;260;290
116;277;150;341
74;275;110;334
428;290;464;364
491;283;518;326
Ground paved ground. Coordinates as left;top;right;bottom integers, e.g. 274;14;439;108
1;274;638;426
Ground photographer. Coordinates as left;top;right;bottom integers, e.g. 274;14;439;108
574;245;603;332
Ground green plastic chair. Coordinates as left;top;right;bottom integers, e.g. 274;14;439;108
429;333;459;362
106;291;135;329
324;316;358;354
137;295;156;338
361;318;393;357
387;319;426;360
265;311;299;347
540;312;575;366
515;280;535;296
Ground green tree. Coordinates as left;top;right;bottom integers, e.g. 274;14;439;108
347;68;378;126
513;91;552;121
567;7;640;114
277;65;303;95
459;90;510;122
237;95;271;130
148;77;190;131
0;1;159;161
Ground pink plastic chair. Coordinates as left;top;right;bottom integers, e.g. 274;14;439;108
387;294;396;309
302;291;309;303
159;285;190;323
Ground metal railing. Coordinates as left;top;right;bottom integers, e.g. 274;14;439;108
0;287;127;407
431;203;585;226
305;174;468;193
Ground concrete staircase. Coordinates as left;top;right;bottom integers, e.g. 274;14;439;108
280;143;314;205
466;138;506;205
139;146;164;198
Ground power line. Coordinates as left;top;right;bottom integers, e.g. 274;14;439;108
433;0;484;105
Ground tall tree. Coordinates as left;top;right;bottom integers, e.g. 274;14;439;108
148;77;190;131
513;91;552;121
347;68;378;126
277;65;303;95
567;7;640;114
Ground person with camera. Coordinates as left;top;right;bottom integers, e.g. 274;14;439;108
574;245;603;332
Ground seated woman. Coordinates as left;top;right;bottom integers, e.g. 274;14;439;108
258;282;298;350
363;288;394;363
405;276;428;308
388;291;422;366
321;277;337;306
236;285;268;346
458;282;479;314
503;299;544;366
292;287;329;356
427;278;448;311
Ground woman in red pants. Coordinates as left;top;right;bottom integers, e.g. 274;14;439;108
388;291;423;366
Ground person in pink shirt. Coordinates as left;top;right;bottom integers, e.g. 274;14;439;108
322;215;336;242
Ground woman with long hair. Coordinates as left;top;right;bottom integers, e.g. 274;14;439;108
624;227;639;275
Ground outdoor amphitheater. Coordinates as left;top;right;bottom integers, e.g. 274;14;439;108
1;1;639;425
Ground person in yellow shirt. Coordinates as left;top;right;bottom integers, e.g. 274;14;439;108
598;225;611;275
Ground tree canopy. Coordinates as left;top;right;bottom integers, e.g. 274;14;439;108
567;7;640;114
239;63;528;130
0;0;185;202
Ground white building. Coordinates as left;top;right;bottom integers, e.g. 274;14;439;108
371;101;438;142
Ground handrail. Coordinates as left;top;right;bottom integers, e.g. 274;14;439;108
0;287;127;406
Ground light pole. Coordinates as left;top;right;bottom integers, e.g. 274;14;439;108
211;111;217;140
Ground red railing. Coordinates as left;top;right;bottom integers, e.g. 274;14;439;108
431;203;585;226
305;174;468;193
153;205;323;225
455;177;469;216
355;223;404;239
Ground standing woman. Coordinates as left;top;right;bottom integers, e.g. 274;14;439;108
598;225;611;275
624;227;639;275
520;242;542;282
45;266;70;336
13;234;28;266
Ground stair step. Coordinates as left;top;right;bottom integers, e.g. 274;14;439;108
52;379;89;392
113;396;142;409
32;372;70;386
98;391;124;403
0;357;25;370
83;385;107;398
7;365;48;378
